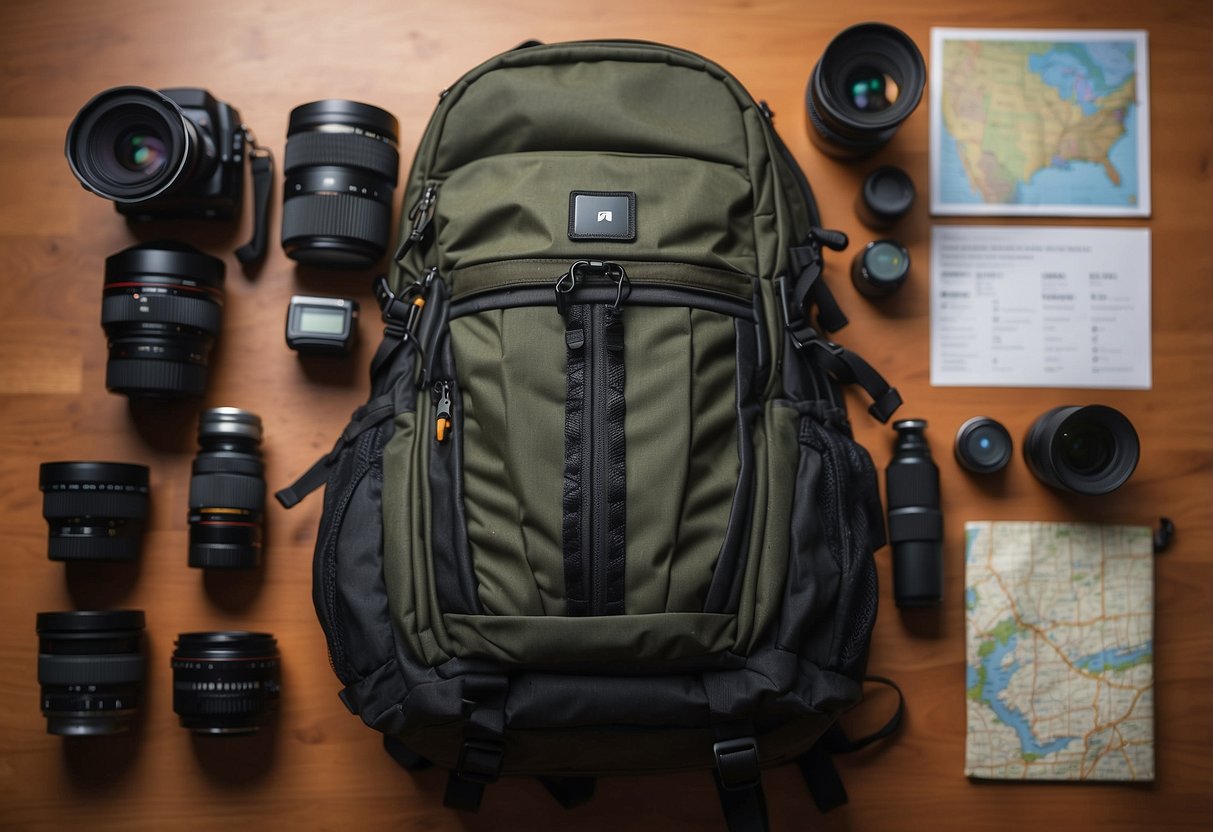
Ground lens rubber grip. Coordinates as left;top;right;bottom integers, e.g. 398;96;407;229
102;293;222;334
189;473;265;512
283;132;399;180
38;653;146;686
281;193;391;256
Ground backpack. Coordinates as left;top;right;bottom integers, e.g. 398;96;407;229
278;39;903;830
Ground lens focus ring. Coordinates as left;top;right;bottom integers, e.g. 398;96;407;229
189;473;265;511
38;653;146;686
101;292;222;334
284;132;399;180
42;490;149;521
281;193;390;251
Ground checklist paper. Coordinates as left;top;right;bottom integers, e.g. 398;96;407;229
930;226;1151;389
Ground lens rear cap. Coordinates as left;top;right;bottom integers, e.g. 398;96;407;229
858;166;915;228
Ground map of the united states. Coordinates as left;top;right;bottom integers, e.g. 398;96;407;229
936;36;1144;212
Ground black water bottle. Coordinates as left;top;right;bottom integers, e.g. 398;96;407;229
886;419;943;607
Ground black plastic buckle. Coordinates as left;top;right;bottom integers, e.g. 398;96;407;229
713;737;761;791
456;739;504;785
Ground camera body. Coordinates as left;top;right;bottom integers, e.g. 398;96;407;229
115;88;246;221
66;86;246;221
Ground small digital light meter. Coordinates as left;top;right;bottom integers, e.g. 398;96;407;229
285;295;358;355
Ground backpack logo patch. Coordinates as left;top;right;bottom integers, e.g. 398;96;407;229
569;191;636;242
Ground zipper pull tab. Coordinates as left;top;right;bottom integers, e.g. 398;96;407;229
434;381;453;442
809;226;849;252
394;184;439;264
555;261;584;318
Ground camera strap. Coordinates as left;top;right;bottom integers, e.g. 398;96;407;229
235;126;274;266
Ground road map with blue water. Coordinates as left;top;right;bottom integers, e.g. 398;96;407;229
965;522;1154;780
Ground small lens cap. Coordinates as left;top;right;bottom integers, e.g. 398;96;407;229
857;166;915;229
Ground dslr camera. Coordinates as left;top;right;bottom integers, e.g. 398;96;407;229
65;86;271;261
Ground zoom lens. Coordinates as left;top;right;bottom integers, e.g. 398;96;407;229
39;461;150;561
171;631;280;735
66;86;203;203
806;23;926;158
1024;405;1140;495
37;610;146;736
955;417;1013;474
281;99;400;268
102;241;225;399
188;408;265;569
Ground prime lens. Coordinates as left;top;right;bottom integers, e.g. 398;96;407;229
955;417;1013;474
806;23;926;158
1024;405;1140;495
188;408;266;569
37;610;146;736
281;99;400;268
102;241;225;399
39;461;150;561
171;631;280;735
66;86;205;204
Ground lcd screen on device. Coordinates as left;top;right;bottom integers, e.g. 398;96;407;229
299;307;346;335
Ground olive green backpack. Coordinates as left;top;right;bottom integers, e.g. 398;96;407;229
279;39;903;830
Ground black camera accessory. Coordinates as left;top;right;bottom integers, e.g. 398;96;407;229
282;99;401;268
171;631;280;735
806;23;927;159
886;419;943;608
64;86;272;264
851;239;909;298
37;610;146;736
102;241;224;399
188;408;266;569
1024;405;1140;496
955;417;1013;474
856;165;915;228
285;295;359;355
39;461;150;561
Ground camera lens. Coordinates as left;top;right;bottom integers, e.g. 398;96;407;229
171;631;280;735
39;461;150;561
1024;405;1140;495
806;23;926;158
188;408;266;569
851;239;910;298
102;241;225;399
281;99;400;268
37;610;146;736
66;86;199;203
955;417;1013;474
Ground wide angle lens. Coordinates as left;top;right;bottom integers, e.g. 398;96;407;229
39;461;150;561
281;99;400;268
188;408;266;569
102;241;225;399
171;631;280;735
1024;405;1140;495
66;86;197;203
806;23;926;158
37;610;146;736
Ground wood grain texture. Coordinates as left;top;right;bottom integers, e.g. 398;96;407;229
1;0;1210;829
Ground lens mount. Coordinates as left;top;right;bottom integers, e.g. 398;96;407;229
66;86;195;203
1024;405;1140;495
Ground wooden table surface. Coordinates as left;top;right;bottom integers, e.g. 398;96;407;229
1;1;1210;829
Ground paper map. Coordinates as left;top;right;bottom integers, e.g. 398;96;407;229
965;521;1154;780
931;29;1150;217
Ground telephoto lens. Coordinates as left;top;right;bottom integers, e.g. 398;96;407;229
171;632;280;735
188;408;266;569
281;99;400;268
806;23;927;159
1024;405;1140;496
37;610;146;736
955;417;1013;474
886;419;943;608
102;241;225;399
39;461;150;561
